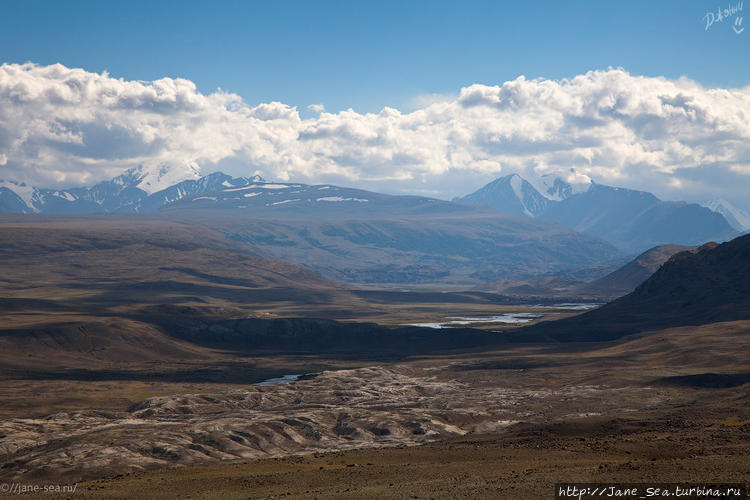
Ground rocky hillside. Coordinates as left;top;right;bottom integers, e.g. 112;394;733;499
520;234;750;341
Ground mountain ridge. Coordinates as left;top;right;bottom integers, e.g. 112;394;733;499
0;163;264;214
455;173;738;253
518;233;750;342
486;243;690;300
157;182;623;285
0;168;625;286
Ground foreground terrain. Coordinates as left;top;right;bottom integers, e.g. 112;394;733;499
1;320;748;498
0;220;748;498
76;411;748;499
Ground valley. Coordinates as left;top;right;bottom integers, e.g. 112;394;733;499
4;10;750;499
0;213;748;498
1;319;748;497
0;215;585;421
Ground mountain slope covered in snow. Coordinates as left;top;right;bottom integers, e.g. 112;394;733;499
703;199;750;232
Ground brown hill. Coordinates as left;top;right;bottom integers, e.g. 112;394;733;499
0;215;518;382
573;244;691;298
488;245;690;300
159;194;623;286
519;235;750;342
0;215;361;370
0;215;358;320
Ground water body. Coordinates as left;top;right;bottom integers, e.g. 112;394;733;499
409;313;543;329
554;303;602;310
255;372;321;386
408;303;601;329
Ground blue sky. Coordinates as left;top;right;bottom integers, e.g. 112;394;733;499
1;0;748;112
1;0;749;213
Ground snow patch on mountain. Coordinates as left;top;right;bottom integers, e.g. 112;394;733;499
704;199;750;232
54;191;77;202
316;196;369;202
134;162;202;195
509;174;525;204
0;180;39;211
261;184;300;189
270;199;300;205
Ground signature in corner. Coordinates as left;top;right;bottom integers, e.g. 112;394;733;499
703;1;744;34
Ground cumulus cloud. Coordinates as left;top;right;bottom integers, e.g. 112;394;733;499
1;62;749;207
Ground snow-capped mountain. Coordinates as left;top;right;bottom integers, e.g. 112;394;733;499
453;173;550;217
138;171;265;212
453;171;595;216
456;173;738;253
157;179;623;285
703;199;750;232
0;178;90;214
0;167;631;284
124;162;201;195
0;180;36;213
0;163;264;214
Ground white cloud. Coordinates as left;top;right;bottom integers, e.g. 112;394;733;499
307;103;325;113
1;63;749;207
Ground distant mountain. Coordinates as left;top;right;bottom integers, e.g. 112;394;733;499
0;186;30;213
703;199;750;232
520;234;750;342
455;173;550;217
0;168;624;286
156;181;623;285
0;163;264;214
455;174;738;253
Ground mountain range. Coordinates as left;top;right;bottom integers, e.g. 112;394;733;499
157;180;622;285
0;163;263;214
3;163;742;287
454;173;739;253
0;164;624;286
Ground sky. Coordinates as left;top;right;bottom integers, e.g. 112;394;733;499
0;0;749;208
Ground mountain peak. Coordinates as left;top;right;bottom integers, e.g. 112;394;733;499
0;166;270;215
482;173;521;187
454;173;549;217
456;171;737;253
0;178;40;210
125;162;202;195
